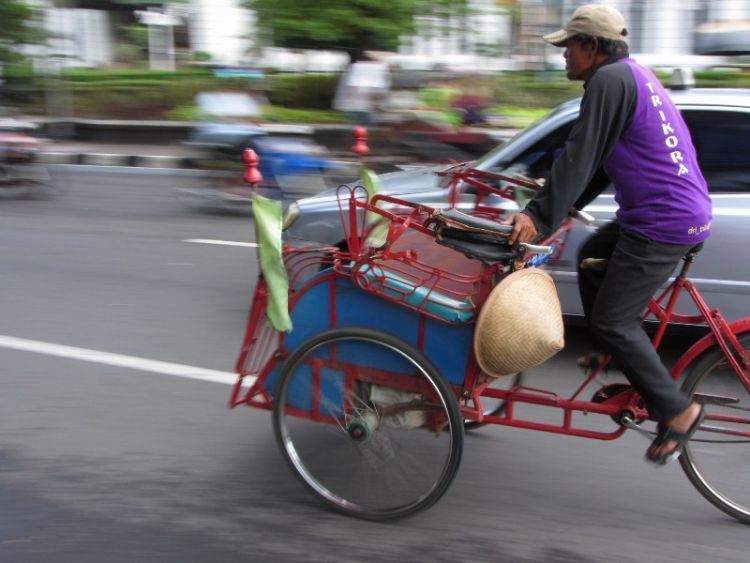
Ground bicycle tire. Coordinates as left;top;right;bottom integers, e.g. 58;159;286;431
464;372;524;430
679;332;750;524
272;327;464;521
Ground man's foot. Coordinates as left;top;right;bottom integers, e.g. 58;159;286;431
645;403;705;466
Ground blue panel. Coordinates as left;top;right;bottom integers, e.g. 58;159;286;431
336;279;422;341
423;321;474;385
264;363;281;398
284;365;346;414
319;367;346;416
273;362;347;415
285;363;313;411
276;273;474;397
284;271;334;351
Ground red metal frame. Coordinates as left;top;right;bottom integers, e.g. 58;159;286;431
232;165;750;442
460;247;750;437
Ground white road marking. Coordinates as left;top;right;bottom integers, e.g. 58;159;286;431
184;239;258;248
0;335;238;386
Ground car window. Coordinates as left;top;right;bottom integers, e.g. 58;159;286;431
682;109;750;193
489;120;575;183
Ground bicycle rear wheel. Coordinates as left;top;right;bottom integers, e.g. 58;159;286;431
272;327;464;520
679;332;750;524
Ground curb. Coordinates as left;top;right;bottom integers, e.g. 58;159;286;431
36;150;417;170
38;151;188;168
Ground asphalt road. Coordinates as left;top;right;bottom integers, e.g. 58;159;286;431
0;166;747;563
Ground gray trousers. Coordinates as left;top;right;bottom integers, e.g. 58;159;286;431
577;221;695;421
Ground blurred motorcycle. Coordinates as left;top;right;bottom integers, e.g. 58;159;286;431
0;113;55;199
173;91;344;212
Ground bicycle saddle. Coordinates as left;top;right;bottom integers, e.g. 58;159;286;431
436;227;515;265
434;209;514;235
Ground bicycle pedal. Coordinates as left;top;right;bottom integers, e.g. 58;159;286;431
620;415;655;440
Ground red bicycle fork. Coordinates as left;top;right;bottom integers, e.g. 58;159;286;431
650;253;750;392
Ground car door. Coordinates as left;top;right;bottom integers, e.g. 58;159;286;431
485;116;600;317
677;106;750;322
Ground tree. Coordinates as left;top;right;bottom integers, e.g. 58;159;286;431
0;0;38;63
244;0;467;61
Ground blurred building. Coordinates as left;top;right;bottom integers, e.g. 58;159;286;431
22;0;750;71
189;0;253;66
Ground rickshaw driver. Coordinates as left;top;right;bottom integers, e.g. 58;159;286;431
502;4;711;465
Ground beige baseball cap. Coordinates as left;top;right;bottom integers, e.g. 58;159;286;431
543;4;628;46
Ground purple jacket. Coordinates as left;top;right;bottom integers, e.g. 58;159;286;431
523;56;712;245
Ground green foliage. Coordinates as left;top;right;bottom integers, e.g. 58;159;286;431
192;51;213;62
0;0;38;63
244;0;467;58
51;68;211;119
267;73;340;109
693;69;750;88
9;65;750;121
1;61;36;84
122;24;149;49
487;106;550;128
164;105;202;121
64;68;214;81
264;106;345;123
492;71;583;109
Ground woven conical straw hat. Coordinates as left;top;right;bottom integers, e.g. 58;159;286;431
474;268;564;377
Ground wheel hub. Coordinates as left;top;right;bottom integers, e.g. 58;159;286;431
346;412;378;442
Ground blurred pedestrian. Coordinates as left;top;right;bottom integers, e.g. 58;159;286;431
333;54;390;126
502;4;711;466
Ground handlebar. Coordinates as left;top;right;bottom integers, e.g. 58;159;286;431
517;242;554;257
345;183;598;269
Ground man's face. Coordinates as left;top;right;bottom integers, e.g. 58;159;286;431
562;37;599;81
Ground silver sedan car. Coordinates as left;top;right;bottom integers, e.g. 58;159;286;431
282;87;750;324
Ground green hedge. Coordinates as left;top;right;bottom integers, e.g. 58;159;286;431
4;65;750;121
693;69;750;88
60;71;340;119
492;71;583;109
64;68;213;82
267;73;340;109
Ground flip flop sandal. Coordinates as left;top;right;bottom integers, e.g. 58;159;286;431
645;406;706;466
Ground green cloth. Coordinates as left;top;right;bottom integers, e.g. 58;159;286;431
253;193;292;332
361;168;390;249
515;186;536;210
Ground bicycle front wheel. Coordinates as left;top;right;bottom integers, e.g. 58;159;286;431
272;327;464;520
679;332;750;524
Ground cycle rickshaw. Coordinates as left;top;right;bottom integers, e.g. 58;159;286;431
230;161;750;523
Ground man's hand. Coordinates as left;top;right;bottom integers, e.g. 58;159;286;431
502;212;538;246
513;173;546;188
